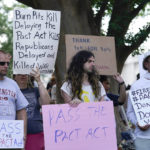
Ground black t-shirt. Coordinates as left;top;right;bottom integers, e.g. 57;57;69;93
107;93;124;106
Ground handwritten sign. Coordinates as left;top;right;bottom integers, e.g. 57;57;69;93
0;120;24;149
65;34;117;75
42;101;117;150
13;8;61;74
129;85;150;126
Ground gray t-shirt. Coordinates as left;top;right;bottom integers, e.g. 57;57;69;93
0;77;28;120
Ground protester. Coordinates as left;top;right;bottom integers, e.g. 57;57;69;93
100;74;131;147
127;54;150;150
61;50;106;105
0;50;28;148
99;74;126;106
100;74;128;127
14;68;51;150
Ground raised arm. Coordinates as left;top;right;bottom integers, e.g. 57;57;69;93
30;68;51;105
113;73;126;104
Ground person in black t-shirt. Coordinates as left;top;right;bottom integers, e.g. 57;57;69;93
100;74;126;106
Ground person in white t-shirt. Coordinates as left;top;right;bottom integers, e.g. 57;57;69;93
61;50;106;106
127;54;150;150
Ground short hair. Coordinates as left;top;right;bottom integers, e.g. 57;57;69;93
99;75;108;83
143;55;150;70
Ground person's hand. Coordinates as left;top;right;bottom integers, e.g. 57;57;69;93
138;124;150;131
113;73;124;84
99;96;105;101
23;135;26;149
69;99;82;107
30;67;41;83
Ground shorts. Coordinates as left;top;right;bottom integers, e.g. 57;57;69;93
25;132;44;150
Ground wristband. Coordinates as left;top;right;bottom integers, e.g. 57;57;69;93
119;82;124;85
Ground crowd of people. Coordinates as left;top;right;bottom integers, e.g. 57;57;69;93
0;49;150;150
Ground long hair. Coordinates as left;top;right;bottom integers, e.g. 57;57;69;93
66;50;100;100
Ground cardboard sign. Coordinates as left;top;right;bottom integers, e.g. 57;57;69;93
42;101;117;150
13;8;61;74
0;120;24;149
65;34;117;75
129;85;150;126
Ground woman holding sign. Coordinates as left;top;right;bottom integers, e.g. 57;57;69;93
61;50;106;106
14;68;51;150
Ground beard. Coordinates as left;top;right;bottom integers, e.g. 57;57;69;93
0;73;6;79
0;70;7;77
84;66;95;75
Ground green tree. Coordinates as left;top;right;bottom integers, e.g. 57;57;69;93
0;2;13;54
16;0;150;97
0;2;14;77
15;0;150;145
0;0;26;77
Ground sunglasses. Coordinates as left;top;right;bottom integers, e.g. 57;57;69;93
0;62;10;66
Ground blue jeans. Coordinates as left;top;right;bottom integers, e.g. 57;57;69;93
134;137;150;150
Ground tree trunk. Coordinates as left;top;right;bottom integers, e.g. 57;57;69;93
54;0;94;103
18;0;94;103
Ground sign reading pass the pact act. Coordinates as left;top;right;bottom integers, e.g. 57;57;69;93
0;120;24;149
42;102;117;150
13;8;61;74
65;34;117;75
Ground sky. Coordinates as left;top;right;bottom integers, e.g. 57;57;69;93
3;0;18;6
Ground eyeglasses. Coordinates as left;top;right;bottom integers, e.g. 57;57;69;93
0;62;10;66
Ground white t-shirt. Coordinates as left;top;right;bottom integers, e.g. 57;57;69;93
0;77;28;120
61;81;106;102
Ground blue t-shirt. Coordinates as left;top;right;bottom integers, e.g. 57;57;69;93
107;93;124;106
21;88;43;134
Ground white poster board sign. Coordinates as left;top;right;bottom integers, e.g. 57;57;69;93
13;8;61;74
0;120;24;149
129;86;150;126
